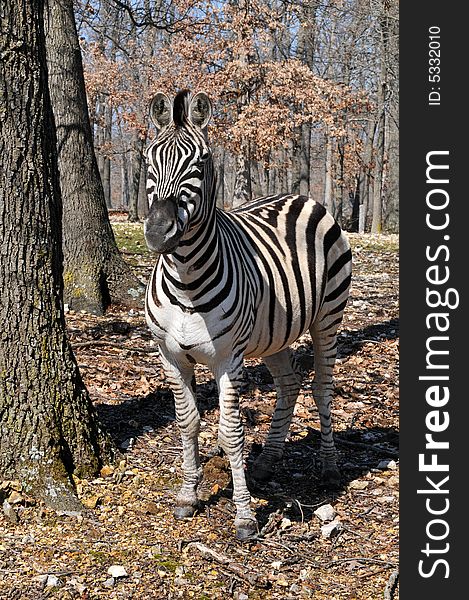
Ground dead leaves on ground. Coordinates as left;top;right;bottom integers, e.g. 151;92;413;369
0;233;399;599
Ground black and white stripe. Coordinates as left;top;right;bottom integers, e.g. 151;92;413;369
144;90;352;539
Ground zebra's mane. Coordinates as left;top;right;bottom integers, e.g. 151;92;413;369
173;89;192;128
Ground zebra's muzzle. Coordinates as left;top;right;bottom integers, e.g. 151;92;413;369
144;197;182;254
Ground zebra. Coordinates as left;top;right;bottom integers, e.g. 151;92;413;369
144;89;352;540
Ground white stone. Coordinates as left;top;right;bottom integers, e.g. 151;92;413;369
320;520;342;539
107;565;128;578
313;504;336;522
377;459;397;470
46;575;60;588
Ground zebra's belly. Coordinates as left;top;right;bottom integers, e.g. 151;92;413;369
244;322;311;359
243;294;315;359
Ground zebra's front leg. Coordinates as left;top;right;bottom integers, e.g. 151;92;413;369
216;362;257;540
252;349;300;482
159;348;202;518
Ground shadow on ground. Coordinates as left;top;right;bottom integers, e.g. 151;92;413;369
96;317;399;528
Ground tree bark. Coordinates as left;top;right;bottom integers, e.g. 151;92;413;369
0;0;114;510
102;102;113;209
128;133;146;222
324;133;334;213
44;0;145;314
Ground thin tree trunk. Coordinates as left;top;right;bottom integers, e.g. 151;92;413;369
232;0;252;206
102;103;112;209
324;134;334;213
371;0;392;234
359;119;375;233
371;108;385;234
0;0;114;510
233;153;252;208
44;0;145;314
128;133;146;222
121;152;131;208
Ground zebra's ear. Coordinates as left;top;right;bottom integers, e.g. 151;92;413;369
150;92;172;130
189;92;212;129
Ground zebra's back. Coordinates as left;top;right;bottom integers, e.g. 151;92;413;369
224;193;351;358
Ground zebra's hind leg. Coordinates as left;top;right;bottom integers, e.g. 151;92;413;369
251;349;300;482
159;348;202;519
310;315;343;489
215;360;258;540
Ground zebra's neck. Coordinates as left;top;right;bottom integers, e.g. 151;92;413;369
160;160;219;291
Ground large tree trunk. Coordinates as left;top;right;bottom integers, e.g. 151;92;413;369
44;0;145;314
0;0;114;510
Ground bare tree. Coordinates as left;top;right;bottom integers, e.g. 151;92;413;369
45;0;145;314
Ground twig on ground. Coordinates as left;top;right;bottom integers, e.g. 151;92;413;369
184;542;268;587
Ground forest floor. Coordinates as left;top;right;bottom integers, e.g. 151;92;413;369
0;225;399;600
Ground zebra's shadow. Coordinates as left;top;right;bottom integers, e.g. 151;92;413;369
96;317;398;527
244;423;398;528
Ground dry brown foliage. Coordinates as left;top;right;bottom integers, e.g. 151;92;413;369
0;231;399;599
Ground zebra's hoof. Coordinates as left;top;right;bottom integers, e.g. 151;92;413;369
235;519;258;541
322;467;341;490
173;504;198;520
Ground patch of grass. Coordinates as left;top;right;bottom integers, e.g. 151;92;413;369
112;223;148;256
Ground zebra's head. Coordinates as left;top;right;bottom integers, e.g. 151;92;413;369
144;90;213;254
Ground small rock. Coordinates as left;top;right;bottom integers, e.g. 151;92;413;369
46;574;60;588
32;574;49;585
271;561;282;570
7;490;23;505
103;577;115;588
320;520;342;539
279;517;292;530
377;459;397;470
349;480;369;490
314;503;336;522
107;565;128;579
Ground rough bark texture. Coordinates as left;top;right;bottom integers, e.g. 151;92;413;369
44;0;145;314
0;0;114;510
